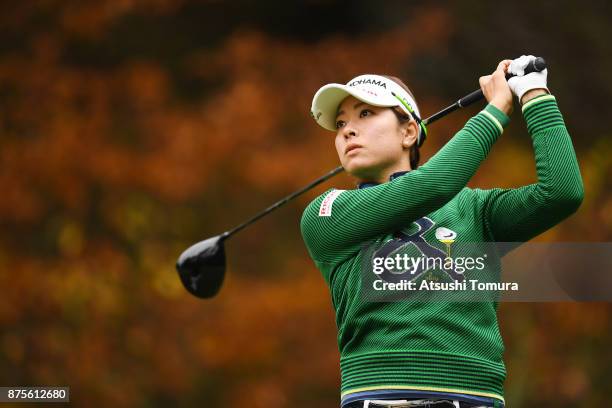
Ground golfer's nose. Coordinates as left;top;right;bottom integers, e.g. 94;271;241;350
342;124;357;139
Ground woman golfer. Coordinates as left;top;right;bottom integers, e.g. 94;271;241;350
300;56;584;408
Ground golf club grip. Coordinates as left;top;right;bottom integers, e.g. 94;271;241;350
457;57;547;109
457;89;484;108
525;56;547;74
505;56;547;78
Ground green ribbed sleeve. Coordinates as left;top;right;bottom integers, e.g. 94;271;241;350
475;94;584;244
301;104;509;263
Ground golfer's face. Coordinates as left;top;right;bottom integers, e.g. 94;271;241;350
334;95;409;180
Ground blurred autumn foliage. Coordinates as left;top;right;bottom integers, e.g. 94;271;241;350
0;1;610;407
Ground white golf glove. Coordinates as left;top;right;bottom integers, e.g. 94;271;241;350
507;55;549;103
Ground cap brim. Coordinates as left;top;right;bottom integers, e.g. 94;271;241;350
311;83;398;131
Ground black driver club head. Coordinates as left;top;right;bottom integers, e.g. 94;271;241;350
176;234;227;298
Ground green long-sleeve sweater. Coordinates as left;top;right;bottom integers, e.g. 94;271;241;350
300;95;584;407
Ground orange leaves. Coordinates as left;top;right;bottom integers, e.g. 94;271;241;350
0;2;610;407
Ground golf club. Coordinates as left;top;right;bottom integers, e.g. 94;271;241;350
177;57;547;299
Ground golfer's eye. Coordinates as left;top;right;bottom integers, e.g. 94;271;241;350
360;109;373;118
335;119;346;129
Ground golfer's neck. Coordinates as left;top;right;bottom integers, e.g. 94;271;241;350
360;162;412;185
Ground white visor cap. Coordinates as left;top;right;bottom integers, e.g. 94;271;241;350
310;74;421;132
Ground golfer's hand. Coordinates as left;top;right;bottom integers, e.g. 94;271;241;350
507;54;550;105
479;60;513;117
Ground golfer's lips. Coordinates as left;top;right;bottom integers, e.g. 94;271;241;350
345;143;363;155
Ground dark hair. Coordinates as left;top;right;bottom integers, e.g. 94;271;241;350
382;75;420;170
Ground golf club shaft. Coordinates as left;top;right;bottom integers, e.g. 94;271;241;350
423;89;483;125
223;165;344;239
220;57;547;240
426;58;547;124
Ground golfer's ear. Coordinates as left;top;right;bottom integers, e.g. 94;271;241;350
401;120;419;149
